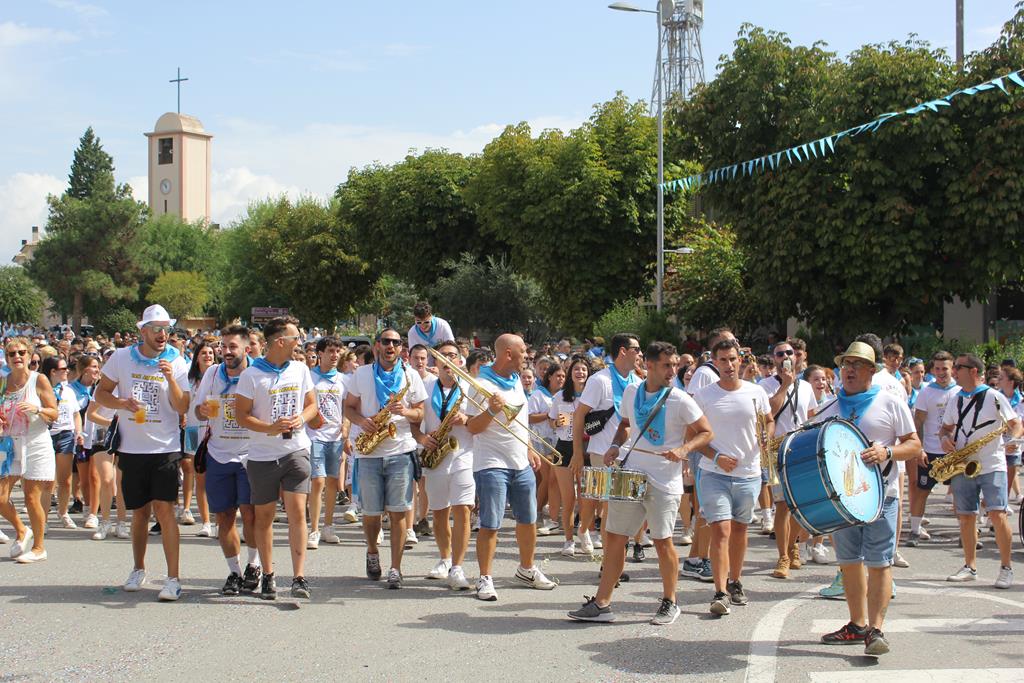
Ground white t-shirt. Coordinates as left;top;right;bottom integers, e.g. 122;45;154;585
347;362;427;458
694;381;770;480
183;378;207;429
579;366;642;455
528;389;556;448
687;363;720;394
235;361;314;462
812;390;916;498
619;384;703;494
421;375;472;474
407;316;455;350
941;388;1017;476
50;381;77;434
760;376;815;435
465;372;530;471
548;393;581;443
306;370;347;442
100;346;190;454
914;381;960;454
194;364;250;465
873;369;907;399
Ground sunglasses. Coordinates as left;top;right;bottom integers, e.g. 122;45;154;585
7;349;28;357
774;349;794;357
626;345;641;352
275;335;301;342
28;360;39;367
56;366;69;371
439;351;460;360
379;339;402;347
954;363;975;371
415;319;431;326
841;360;873;370
145;324;171;333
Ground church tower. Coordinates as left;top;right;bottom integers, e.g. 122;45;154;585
144;112;212;222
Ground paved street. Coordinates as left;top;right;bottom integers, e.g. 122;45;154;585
1;488;1023;682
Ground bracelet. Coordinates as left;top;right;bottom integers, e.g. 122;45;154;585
487;407;499;417
885;446;893;460
609;444;621;450
713;452;721;466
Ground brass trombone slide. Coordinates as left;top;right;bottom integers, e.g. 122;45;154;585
426;346;521;423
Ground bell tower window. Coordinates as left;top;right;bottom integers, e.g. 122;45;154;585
158;137;173;165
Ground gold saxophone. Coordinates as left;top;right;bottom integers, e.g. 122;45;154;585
420;393;463;469
355;384;409;455
754;399;781;487
929;418;1007;483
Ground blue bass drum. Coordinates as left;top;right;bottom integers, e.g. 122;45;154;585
778;418;883;536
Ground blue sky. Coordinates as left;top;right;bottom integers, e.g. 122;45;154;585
0;0;1018;263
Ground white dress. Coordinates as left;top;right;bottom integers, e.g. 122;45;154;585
1;373;56;481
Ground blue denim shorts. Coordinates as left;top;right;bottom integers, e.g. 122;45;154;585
51;429;75;455
474;466;537;529
205;457;251;513
833;495;898;568
695;469;760;524
310;440;343;478
356;453;414;515
1007;452;1022;468
951;470;1008;514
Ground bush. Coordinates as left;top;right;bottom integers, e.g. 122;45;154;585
96;307;138;336
594;301;680;350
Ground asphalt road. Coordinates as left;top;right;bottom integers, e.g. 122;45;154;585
1;488;1022;682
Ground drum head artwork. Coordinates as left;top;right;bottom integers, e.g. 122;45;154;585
821;421;882;523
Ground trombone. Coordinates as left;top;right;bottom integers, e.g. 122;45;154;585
426;346;561;465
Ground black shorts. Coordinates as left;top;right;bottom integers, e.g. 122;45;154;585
555;440;574;467
915;453;945;491
117;451;182;510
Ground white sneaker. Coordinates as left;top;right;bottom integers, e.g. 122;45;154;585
946;565;978;582
179;509;195;525
995;566;1014;589
561;540;576;557
320;525;340;544
811;543;830;564
115;521;131;539
760;514;774;535
307;530;320;550
210;523;218;538
123;568;147;592
196;522;214;538
382;515;391;530
679;526;693;545
470;511;480;532
60;513;77;529
476;575;497;601
892;551;910;568
427;558;452;580
83;514;98;529
405;528;418;545
915;527;931;541
514;565;557;590
593;535;603;550
158;577;182;601
640;531;654;548
578;530;594;556
447;565;470;590
0;528;8;543
9;529;33;559
376;528;384;545
343;508;359;524
536;519;555;537
921;516;931;527
91;521;111;541
15;549;47;563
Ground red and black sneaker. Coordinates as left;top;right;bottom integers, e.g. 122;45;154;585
821;621;869;645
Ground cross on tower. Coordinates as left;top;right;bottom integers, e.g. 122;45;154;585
169;67;189;114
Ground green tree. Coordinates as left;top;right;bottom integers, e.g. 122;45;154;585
96;306;140;336
147;271;210;318
353;275;420;333
136;214;223;313
592;301;679;349
0;266;47;323
428;253;549;340
336;149;496;289
66;127;116;200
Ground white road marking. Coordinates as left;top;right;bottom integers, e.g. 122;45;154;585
810;617;1024;633
743;590;818;683
807;669;1024;682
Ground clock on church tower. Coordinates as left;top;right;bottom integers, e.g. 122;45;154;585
144;112;212;222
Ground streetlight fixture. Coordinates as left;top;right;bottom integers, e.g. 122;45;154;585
609;0;674;312
664;247;694;255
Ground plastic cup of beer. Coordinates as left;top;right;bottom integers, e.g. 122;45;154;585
205;398;220;419
133;407;147;424
559;412;571;427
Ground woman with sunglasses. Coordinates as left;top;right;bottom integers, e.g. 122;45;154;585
71;354;102;530
180;339;216;537
28;352;41;373
41;356;84;530
1;337;59;562
549;357;585;556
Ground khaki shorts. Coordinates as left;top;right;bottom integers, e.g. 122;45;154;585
605;485;681;540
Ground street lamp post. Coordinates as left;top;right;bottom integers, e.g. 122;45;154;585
609;0;672;311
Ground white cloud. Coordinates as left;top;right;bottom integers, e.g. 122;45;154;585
0;173;65;264
210;167;304;226
45;0;108;20
0;21;77;49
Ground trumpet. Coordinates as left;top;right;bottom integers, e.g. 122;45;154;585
426;347;560;465
426;346;521;423
754;399;781;487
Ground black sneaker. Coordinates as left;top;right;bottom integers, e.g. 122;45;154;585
291;576;310;599
650;598;680;625
336;491;350;506
567;595;615;622
821;621;869;645
864;628;890;656
149;522;161;536
632;542;646;563
260;572;277;601
726;579;748;606
598;565;629;587
413;518;431;537
241;564;262;593
221;572;242;596
69;499;84;514
366;553;382;581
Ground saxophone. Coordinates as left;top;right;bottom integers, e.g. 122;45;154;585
355;384;409;455
420;393;463;469
754;399;781;487
929;418;1007;483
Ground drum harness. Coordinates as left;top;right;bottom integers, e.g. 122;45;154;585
618;387;672;469
953;388;995;446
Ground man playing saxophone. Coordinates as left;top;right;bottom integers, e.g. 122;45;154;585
938;353;1021;588
343;329;427;589
411;340;474;591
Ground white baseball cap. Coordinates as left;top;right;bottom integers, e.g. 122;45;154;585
137;304;176;330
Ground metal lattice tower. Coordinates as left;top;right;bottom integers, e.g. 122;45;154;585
652;0;705;109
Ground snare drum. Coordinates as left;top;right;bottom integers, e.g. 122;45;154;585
580;466;648;502
778;418;883;535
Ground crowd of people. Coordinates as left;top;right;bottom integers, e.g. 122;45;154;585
0;301;1021;659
